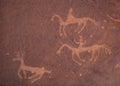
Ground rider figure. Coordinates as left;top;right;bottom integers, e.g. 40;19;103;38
74;36;86;48
79;36;86;47
67;7;75;21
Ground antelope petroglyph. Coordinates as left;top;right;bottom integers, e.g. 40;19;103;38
13;51;51;83
51;8;99;37
56;36;111;66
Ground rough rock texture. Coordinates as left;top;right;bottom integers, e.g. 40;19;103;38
0;0;120;86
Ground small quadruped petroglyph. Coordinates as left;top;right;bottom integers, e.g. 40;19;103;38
13;51;51;84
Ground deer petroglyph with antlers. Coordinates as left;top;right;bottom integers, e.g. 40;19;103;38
13;51;51;83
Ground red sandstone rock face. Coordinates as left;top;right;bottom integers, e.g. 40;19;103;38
0;0;120;86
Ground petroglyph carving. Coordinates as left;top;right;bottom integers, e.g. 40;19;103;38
51;8;99;37
56;36;111;66
107;14;120;22
13;51;51;83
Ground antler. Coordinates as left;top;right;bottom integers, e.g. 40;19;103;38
13;50;25;61
16;51;24;58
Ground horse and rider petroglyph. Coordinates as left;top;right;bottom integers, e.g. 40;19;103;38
56;35;111;66
51;8;99;37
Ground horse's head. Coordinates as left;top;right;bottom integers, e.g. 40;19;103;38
51;14;63;23
51;14;56;21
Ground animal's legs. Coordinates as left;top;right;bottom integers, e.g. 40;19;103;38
90;49;99;62
74;23;81;32
18;69;22;79
78;22;86;33
76;52;85;62
90;50;95;62
104;47;111;55
62;26;67;37
22;70;27;79
31;74;43;83
31;70;51;83
72;56;82;66
28;73;38;79
72;52;82;65
93;50;99;62
100;44;111;55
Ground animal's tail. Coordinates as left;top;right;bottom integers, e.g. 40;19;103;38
107;14;120;22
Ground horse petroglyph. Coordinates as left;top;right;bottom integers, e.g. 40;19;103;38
56;36;111;66
13;51;51;84
51;7;99;37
